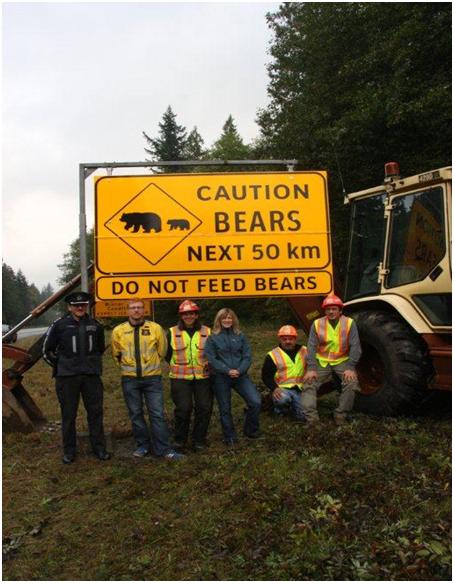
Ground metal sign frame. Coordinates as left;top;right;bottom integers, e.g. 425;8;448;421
79;159;298;291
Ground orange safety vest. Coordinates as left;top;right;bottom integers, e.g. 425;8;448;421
169;325;210;379
314;315;352;365
269;346;307;389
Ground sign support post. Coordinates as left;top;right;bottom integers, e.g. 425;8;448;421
79;164;88;292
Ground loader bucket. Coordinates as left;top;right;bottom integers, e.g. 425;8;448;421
3;340;46;433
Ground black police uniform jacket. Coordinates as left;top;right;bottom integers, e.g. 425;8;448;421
43;314;105;377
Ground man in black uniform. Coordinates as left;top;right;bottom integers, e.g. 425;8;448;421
43;291;110;464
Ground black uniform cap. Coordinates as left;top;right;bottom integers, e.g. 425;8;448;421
65;291;91;305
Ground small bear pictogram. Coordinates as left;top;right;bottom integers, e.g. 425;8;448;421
167;218;190;230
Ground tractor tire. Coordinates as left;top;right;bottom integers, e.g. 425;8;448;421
351;310;431;416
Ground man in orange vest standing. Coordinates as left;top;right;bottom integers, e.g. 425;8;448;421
303;294;362;425
261;325;307;422
166;300;213;451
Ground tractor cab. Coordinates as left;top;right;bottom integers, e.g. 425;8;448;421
344;163;451;330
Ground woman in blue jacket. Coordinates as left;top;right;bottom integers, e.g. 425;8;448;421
204;308;261;444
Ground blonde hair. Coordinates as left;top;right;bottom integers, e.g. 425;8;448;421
212;308;241;335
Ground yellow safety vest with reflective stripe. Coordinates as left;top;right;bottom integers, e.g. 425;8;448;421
314;315;352;367
111;320;167;377
268;346;307;389
169;325;211;379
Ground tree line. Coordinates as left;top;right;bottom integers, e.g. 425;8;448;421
2;263;60;327
5;3;451;325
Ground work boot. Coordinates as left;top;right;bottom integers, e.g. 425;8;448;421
62;453;75;464
224;439;238;450
172;440;186;451
334;414;347;426
164;450;185;461
192;442;208;452
244;431;262;439
133;446;150;458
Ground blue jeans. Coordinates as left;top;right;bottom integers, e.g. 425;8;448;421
273;388;305;420
121;376;171;456
213;374;261;441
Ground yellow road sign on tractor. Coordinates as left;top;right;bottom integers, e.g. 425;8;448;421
95;172;333;300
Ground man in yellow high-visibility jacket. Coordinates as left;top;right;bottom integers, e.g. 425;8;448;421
261;325;306;421
303;294;362;425
111;298;184;460
165;300;213;451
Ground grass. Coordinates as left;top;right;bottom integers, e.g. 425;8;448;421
2;324;452;580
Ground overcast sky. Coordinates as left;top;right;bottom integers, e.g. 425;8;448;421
2;1;279;290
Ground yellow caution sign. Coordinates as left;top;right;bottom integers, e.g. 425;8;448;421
95;172;333;300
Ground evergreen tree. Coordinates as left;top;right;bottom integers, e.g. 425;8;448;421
15;270;31;320
27;283;40;312
34;283;61;325
206;115;253;172
182;126;209;173
184;126;206;160
2;262;58;325
40;283;54;300
2;263;20;324
210;115;251;160
143;106;187;172
57;227;94;285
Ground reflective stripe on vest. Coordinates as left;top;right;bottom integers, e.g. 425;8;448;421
314;315;352;365
169;325;210;379
269;346;307;389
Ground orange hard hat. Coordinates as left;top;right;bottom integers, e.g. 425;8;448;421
277;325;298;338
322;294;344;309
178;300;200;314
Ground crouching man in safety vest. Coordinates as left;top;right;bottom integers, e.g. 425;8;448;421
111;298;184;460
166;300;213;451
261;325;306;422
303;295;362;425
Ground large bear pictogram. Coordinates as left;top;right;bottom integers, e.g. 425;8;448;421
120;212;162;233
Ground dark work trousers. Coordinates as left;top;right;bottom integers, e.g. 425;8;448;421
170;378;213;445
56;375;106;456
